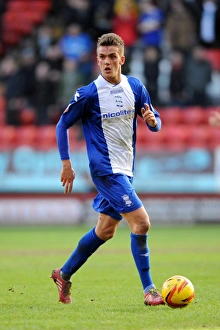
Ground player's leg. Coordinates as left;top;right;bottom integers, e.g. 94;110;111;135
92;174;163;304
51;211;120;303
122;206;164;306
95;212;121;240
61;213;119;277
122;206;153;291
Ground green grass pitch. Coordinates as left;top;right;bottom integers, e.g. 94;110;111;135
0;224;220;330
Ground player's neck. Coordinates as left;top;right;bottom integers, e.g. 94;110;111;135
101;74;121;86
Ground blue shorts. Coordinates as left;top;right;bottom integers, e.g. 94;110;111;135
92;174;143;220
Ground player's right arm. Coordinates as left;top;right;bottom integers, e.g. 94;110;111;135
56;89;82;194
56;119;73;193
60;159;75;194
56;85;92;193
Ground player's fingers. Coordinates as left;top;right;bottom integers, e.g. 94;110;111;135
64;183;68;194
63;179;73;194
60;174;65;183
141;107;145;116
143;110;153;121
142;103;151;116
144;103;150;111
64;182;69;194
147;112;155;120
68;181;73;193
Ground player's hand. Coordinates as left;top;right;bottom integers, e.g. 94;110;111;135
208;111;220;127
60;160;76;194
141;103;157;127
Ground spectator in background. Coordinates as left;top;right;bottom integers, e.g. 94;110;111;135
137;0;164;51
57;58;83;108
0;81;6;125
183;0;220;48
164;0;197;55
169;50;187;106
185;45;212;106
143;46;160;105
18;47;36;104
60;0;93;35
44;43;64;72
33;61;58;125
1;55;35;125
0;0;7;56
199;0;220;48
90;0;115;40
59;23;94;83
35;24;54;58
112;0;138;74
49;0;64;17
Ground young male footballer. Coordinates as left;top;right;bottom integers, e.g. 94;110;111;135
51;33;164;306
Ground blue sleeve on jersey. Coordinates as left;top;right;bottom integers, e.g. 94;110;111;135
127;76;162;132
56;120;70;160
56;83;95;160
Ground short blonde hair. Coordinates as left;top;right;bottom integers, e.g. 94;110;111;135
97;33;124;55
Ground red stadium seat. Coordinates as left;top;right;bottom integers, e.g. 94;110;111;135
208;127;220;149
3;13;34;36
28;0;52;13
0;95;6;126
162;125;189;151
22;11;45;24
205;106;220;117
1;29;21;46
0;125;17;150
136;125;166;151
36;125;57;150
205;49;220;71
19;107;37;126
159;107;184;126
187;125;211;149
182;107;208;125
6;1;28;12
15;126;37;147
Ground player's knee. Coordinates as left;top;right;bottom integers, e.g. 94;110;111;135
138;221;151;234
104;228;116;240
132;216;151;235
97;227;116;241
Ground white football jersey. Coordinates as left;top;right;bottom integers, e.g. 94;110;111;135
56;74;161;177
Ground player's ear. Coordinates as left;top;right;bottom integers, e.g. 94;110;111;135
120;55;125;65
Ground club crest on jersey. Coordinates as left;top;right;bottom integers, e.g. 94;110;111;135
115;95;123;108
122;194;133;207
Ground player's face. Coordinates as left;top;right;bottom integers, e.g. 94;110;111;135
97;46;125;85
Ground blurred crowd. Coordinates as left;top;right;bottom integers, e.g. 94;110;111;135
0;0;220;126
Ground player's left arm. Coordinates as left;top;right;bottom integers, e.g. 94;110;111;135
135;79;161;131
141;103;160;129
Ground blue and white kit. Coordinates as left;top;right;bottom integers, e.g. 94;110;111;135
56;74;161;179
55;74;163;298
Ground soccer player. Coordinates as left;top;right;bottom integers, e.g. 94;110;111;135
51;33;164;306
